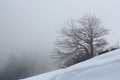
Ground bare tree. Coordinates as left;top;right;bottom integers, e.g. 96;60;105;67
53;14;109;68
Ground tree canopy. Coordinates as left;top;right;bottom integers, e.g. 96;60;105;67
53;15;109;68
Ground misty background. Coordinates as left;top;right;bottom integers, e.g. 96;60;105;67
0;0;120;79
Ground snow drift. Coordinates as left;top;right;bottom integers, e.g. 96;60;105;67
20;49;120;80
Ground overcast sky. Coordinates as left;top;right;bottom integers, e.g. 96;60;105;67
0;0;120;68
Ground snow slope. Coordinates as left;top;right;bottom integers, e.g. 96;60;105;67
20;49;120;80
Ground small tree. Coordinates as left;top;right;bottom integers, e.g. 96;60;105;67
53;14;109;68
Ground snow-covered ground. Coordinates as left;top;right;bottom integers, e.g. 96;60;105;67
20;49;120;80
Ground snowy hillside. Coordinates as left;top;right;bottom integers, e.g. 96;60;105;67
20;49;120;80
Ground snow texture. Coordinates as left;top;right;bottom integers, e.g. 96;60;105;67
20;49;120;80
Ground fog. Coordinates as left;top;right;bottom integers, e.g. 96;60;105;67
0;0;120;79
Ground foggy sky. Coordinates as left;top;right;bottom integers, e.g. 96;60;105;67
0;0;120;70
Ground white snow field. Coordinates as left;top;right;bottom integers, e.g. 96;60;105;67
20;49;120;80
